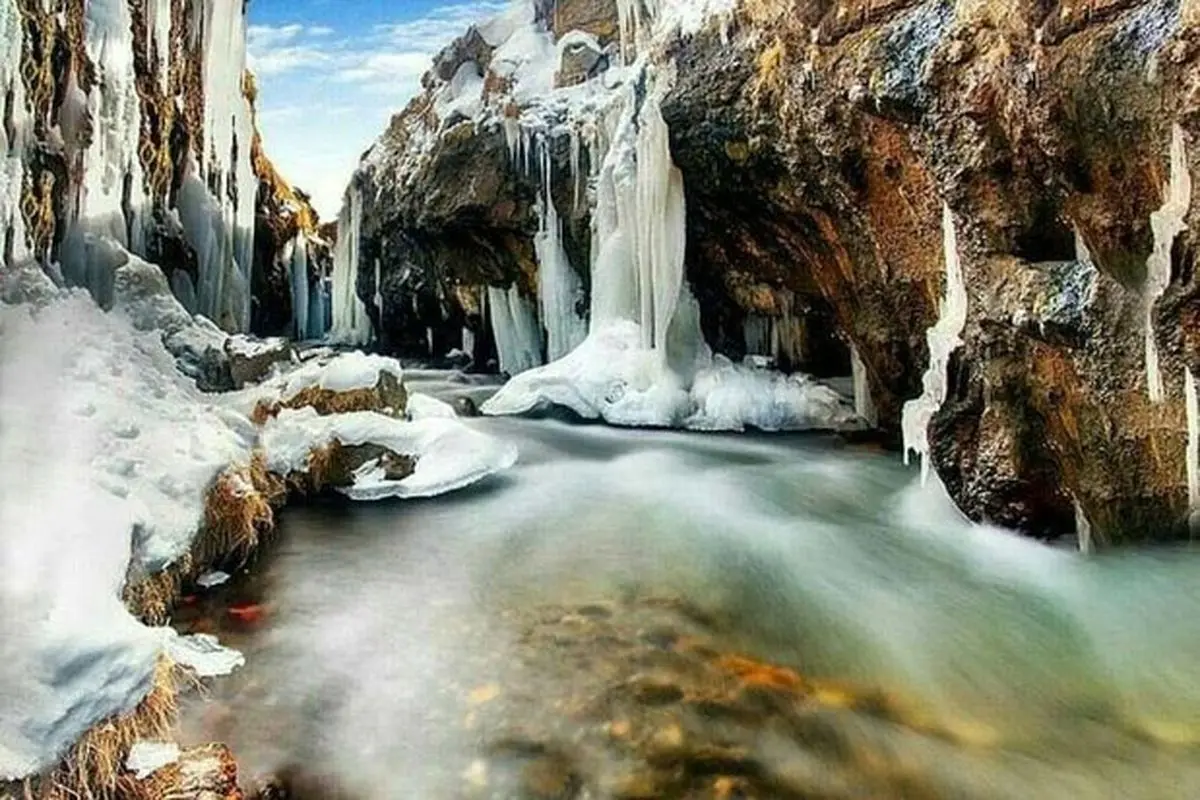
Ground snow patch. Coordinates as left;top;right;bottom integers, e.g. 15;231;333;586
280;351;404;400
197;570;231;589
126;741;181;780
165;632;245;678
408;392;459;420
0;289;248;779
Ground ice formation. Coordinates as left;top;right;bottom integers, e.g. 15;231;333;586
851;345;879;428
331;187;372;345
530;134;588;361
287;234;310;341
0;0;28;266
261;408;519;501
483;47;858;432
164;632;246;678
901;203;968;484
1074;497;1094;554
1145;124;1192;403
408;392;460;420
488;284;545;375
51;0;261;333
1188;367;1199;511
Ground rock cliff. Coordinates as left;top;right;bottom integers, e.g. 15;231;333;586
335;0;1200;546
1;0;327;344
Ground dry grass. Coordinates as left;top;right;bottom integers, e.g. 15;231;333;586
114;743;241;800
250;398;281;426
304;441;341;492
199;463;276;571
122;564;186;627
39;657;179;800
32;452;292;797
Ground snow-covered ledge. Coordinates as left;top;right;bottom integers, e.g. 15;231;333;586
0;262;516;788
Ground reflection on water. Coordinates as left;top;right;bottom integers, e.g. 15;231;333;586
176;372;1200;798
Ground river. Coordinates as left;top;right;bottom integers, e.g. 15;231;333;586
174;370;1200;799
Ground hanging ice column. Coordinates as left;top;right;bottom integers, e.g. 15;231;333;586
330;187;372;345
0;0;29;267
531;133;588;362
197;0;258;330
58;0;152;298
286;234;310;341
1186;368;1200;526
1145;124;1193;403
851;345;878;428
901;203;968;484
590;61;690;356
487;285;545;375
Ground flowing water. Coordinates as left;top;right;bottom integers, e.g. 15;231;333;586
176;371;1200;799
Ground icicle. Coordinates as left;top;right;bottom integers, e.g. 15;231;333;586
330;187;371;345
533;132;587;361
426;328;435;356
743;315;772;358
590;61;688;359
851;345;878;428
615;0;662;62
1145;124;1192;404
569;124;583;212
901;203;968;484
463;327;476;362
1074;497;1093;555
145;0;172;92
503;117;521;165
374;257;383;341
0;0;29;267
1187;367;1199;512
488;285;544;375
288;233;309;341
193;0;257;330
307;261;328;340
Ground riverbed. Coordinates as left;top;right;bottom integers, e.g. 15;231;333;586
174;371;1200;799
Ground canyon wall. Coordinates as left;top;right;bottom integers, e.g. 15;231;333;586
335;0;1200;547
0;0;325;345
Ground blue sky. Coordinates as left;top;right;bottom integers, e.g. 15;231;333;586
247;0;509;219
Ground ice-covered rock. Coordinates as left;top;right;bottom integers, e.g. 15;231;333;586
225;335;294;389
261;408;518;501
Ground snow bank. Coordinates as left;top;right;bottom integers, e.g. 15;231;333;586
0;289;250;780
280;351;405;400
261;408;517;500
482;321;861;432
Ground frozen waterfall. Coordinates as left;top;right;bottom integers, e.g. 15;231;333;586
0;0;29;266
901;203;968;484
330;188;372;345
1145;124;1192;404
483;58;858;433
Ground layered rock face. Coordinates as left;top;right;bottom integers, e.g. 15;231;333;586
0;0;326;342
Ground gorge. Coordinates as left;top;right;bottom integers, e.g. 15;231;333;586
4;0;1200;798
